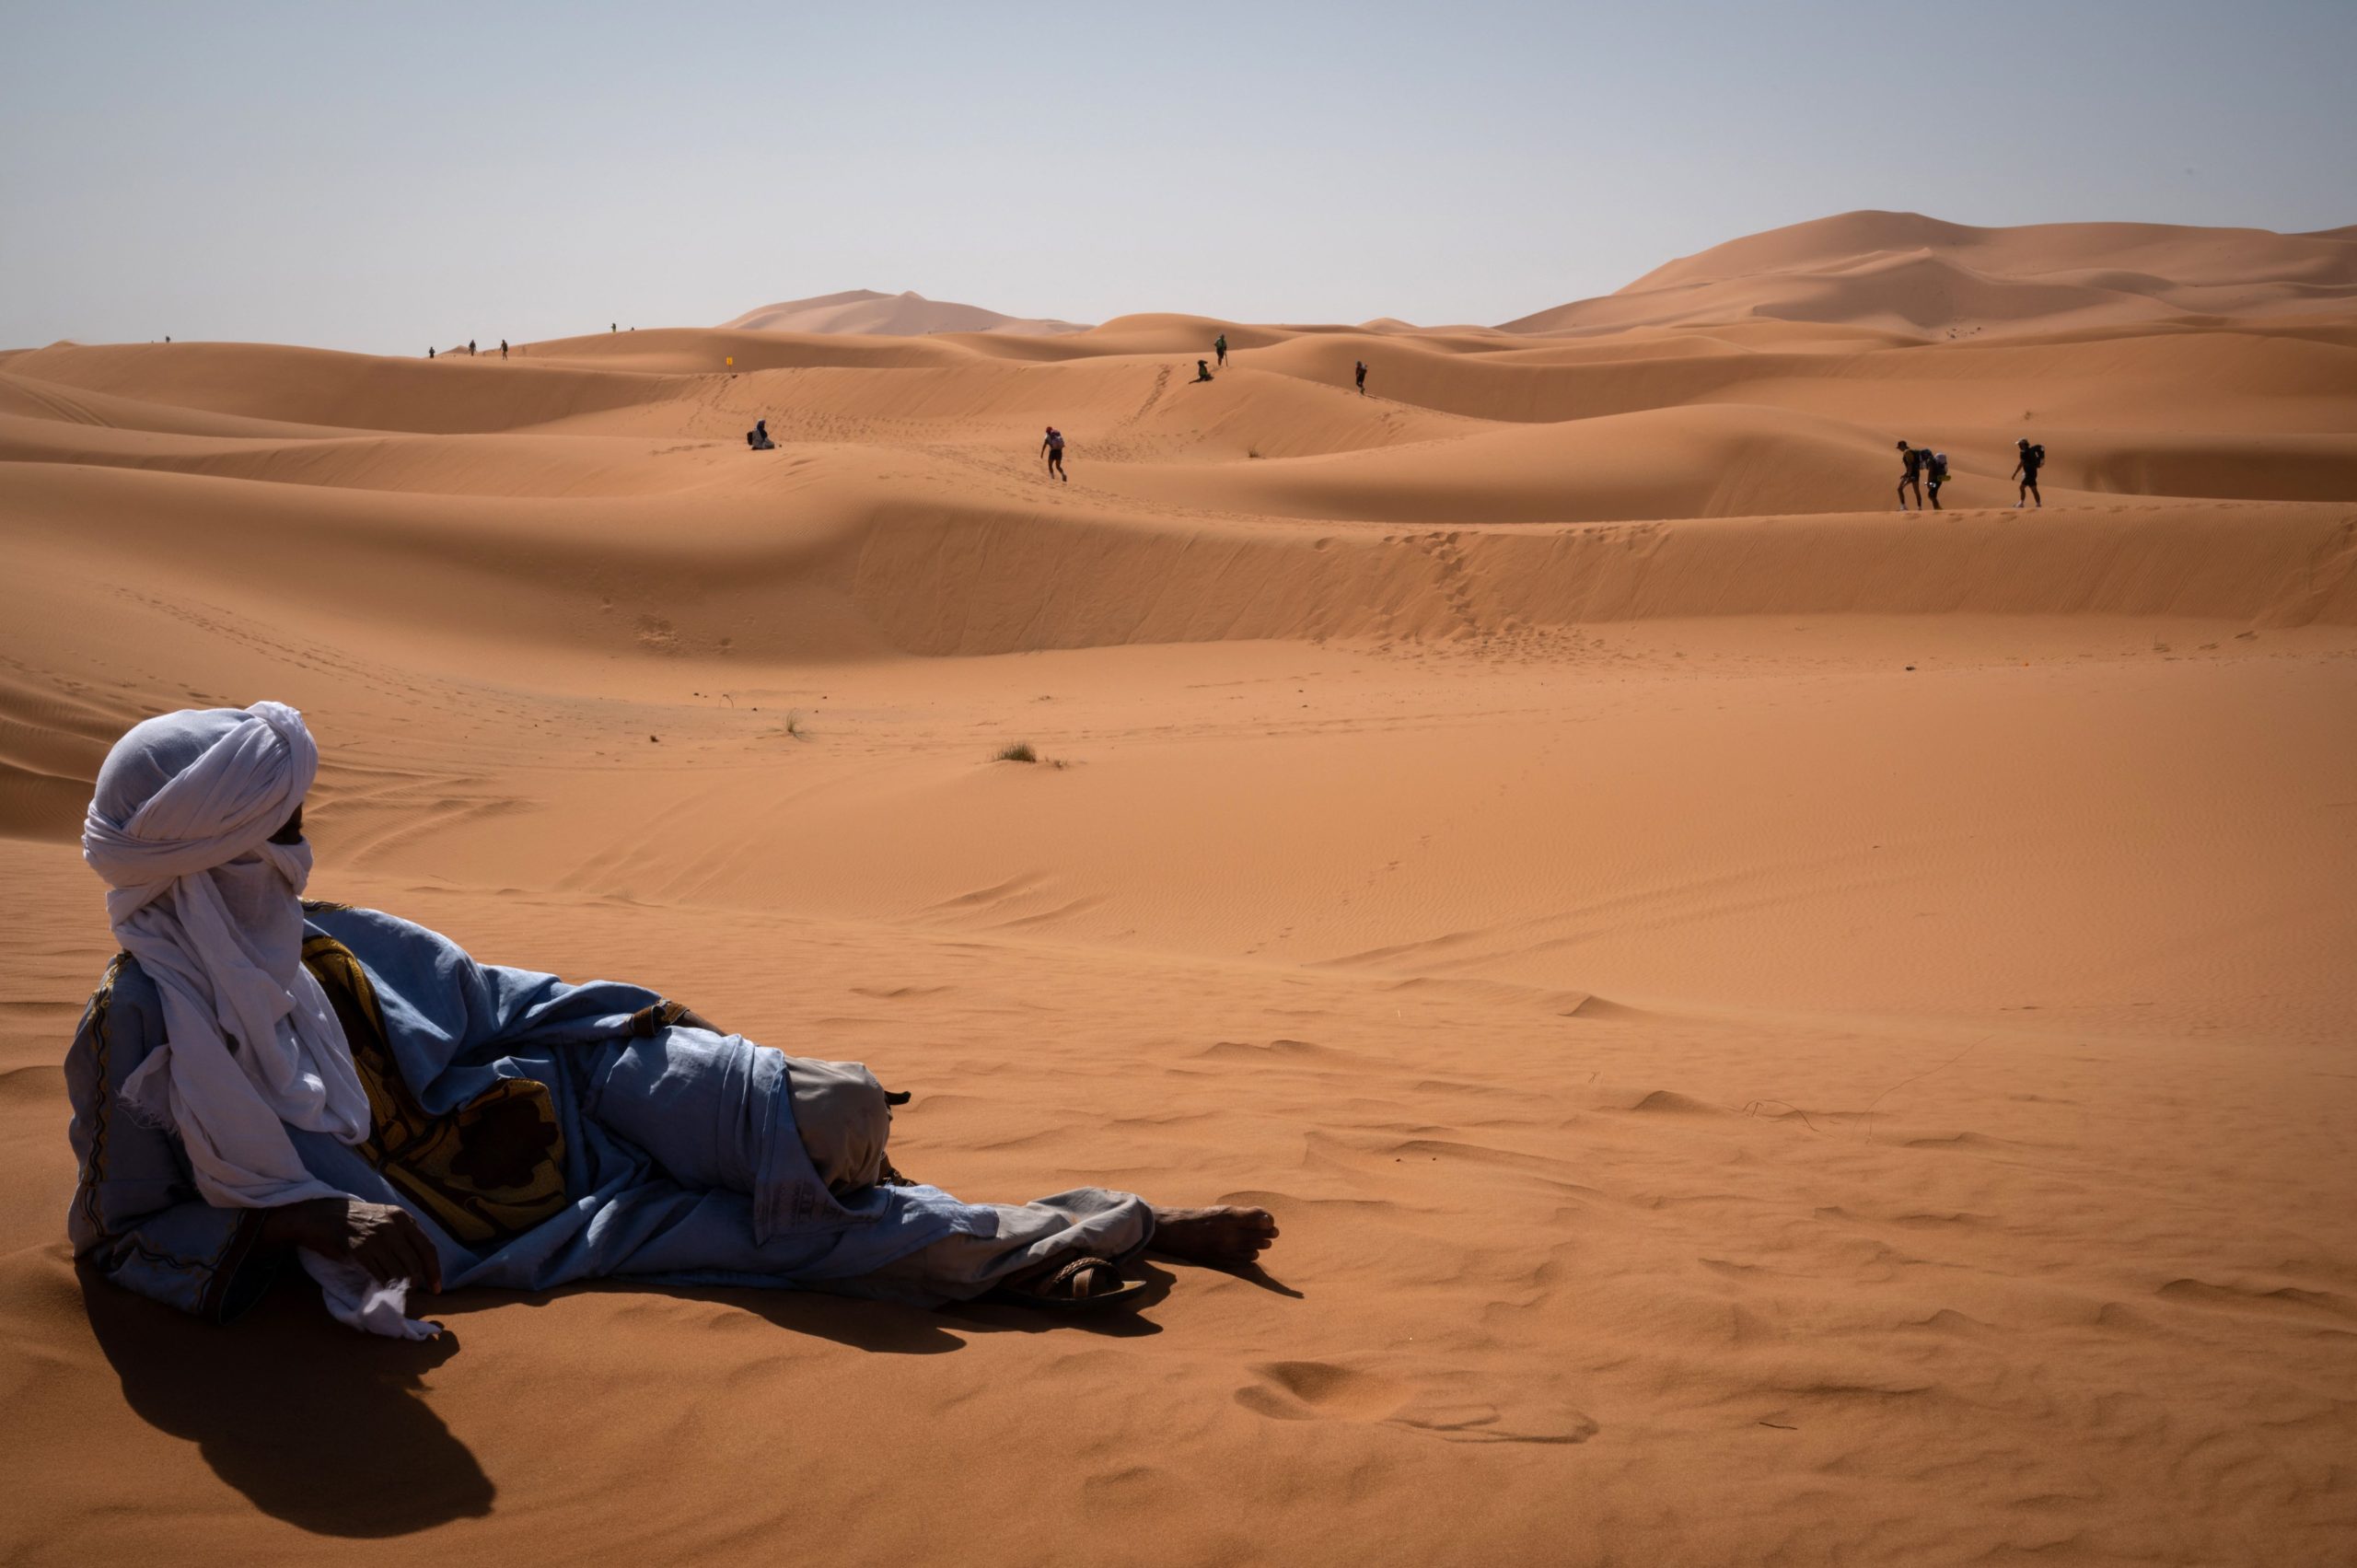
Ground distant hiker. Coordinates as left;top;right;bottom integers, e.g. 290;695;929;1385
1214;332;1228;369
500;339;509;360
1896;441;1926;511
1354;360;1368;396
2013;437;2045;508
469;339;477;356
611;322;618;333
1040;425;1067;482
1194;359;1215;384
427;347;435;359
1925;448;1950;511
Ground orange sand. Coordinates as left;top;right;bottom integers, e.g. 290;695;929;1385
4;213;2355;1566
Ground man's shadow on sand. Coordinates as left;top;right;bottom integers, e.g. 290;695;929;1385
81;1263;489;1538
87;1259;1297;1538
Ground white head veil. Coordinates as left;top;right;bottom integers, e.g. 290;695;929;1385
83;702;370;1201
84;703;435;1338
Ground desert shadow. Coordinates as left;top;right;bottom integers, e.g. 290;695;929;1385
435;1277;974;1354
84;1252;1283;1538
441;1275;1177;1345
81;1264;492;1538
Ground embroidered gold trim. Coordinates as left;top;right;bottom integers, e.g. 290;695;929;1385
302;934;568;1246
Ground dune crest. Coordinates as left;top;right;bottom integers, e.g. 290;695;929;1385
720;287;1089;336
1502;209;2357;337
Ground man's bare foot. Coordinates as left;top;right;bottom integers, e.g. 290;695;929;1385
1149;1205;1279;1268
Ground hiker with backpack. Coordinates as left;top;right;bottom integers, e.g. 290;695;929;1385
1214;332;1228;370
1924;448;1950;510
1896;441;1926;511
1040;425;1067;482
1354;360;1368;396
2013;438;2046;508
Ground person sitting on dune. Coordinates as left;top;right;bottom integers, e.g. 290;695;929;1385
66;704;1275;1337
1194;359;1214;384
747;418;774;450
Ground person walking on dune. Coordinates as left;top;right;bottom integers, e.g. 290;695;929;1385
2013;437;2045;508
1040;425;1067;482
1924;448;1949;511
1214;332;1228;370
501;339;509;360
1896;441;1926;511
1354;359;1368;396
469;340;477;357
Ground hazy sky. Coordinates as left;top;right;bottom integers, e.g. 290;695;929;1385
4;1;2352;353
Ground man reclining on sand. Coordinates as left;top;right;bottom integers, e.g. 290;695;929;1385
67;703;1275;1338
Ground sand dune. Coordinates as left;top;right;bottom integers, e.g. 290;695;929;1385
5;216;2356;1566
721;288;1089;337
1504;210;2357;337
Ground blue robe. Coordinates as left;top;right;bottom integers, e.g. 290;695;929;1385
65;901;1025;1321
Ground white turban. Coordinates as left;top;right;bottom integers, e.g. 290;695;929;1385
85;703;434;1338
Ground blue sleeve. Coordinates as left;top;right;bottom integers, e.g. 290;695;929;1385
305;903;667;1070
64;960;279;1322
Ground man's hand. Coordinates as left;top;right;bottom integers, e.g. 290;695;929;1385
262;1197;443;1292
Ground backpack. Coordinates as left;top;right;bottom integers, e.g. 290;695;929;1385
1929;452;1949;479
2026;443;2045;466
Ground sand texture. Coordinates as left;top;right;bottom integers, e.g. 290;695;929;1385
4;212;2356;1567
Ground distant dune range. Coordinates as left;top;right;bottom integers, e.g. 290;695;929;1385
720;215;2357;342
1500;210;2357;336
4;213;2356;1568
719;287;1090;337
